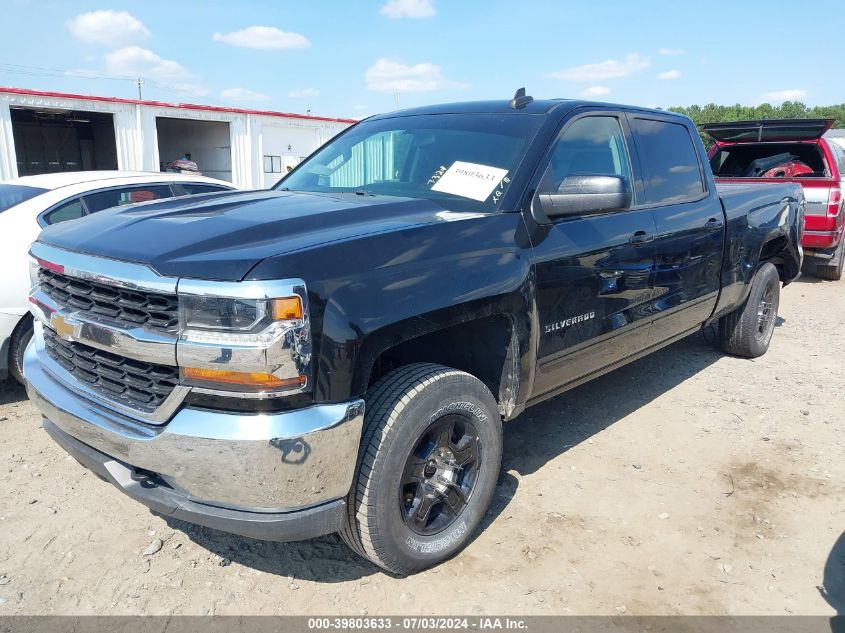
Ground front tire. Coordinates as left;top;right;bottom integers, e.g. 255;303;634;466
719;262;780;358
340;363;502;575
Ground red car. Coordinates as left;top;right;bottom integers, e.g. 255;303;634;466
705;119;845;280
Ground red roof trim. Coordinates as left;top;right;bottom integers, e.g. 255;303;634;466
0;86;357;124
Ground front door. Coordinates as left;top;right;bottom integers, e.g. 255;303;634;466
529;113;659;398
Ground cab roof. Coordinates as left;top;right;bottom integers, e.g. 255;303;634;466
369;98;683;121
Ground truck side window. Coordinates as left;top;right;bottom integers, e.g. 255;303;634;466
632;118;705;204
539;116;632;196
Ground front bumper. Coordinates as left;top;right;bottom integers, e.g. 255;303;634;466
42;419;348;541
24;340;365;541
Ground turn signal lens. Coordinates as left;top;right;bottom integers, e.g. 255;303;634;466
272;296;303;320
183;367;306;390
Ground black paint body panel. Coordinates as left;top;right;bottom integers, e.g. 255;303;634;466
36;100;803;416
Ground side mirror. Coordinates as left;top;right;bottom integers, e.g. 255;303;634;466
537;174;632;218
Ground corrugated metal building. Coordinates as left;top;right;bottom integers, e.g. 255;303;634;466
0;87;355;189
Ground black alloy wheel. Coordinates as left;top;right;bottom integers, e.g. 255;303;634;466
400;414;481;536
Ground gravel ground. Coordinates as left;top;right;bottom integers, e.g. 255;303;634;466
0;274;842;616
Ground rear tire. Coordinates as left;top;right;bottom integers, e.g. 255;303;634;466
814;240;844;281
8;316;33;384
340;363;502;576
719;262;780;358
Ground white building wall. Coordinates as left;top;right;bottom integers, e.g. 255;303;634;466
0;89;352;187
0;100;17;181
260;123;320;187
248;115;264;190
138;106;160;172
113;105;142;171
229;115;251;189
258;119;348;187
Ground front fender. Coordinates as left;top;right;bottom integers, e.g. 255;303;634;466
247;212;535;404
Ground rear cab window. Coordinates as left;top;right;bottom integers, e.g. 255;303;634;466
83;184;174;214
175;183;233;195
631;118;706;204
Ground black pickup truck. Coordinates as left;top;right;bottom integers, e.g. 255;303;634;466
24;92;803;575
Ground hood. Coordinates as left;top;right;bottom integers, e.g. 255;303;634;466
37;190;450;280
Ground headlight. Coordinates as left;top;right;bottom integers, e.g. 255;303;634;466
181;296;269;332
176;281;310;395
179;295;304;344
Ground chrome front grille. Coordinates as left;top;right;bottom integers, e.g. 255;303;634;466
38;268;179;333
43;327;179;412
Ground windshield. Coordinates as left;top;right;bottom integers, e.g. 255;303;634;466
0;184;48;213
275;113;543;212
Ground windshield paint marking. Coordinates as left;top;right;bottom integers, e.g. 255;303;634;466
430;161;509;202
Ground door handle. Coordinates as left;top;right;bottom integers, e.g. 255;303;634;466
629;230;655;246
705;218;724;231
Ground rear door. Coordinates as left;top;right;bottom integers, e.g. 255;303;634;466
629;115;723;340
529;111;659;397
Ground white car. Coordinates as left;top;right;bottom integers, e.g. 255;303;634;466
0;171;236;383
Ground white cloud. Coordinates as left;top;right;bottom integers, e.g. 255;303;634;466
380;0;436;19
106;46;188;80
758;89;808;104
104;46;207;96
658;48;685;56
212;26;310;50
365;58;467;93
221;87;270;102
548;53;650;82
288;87;320;98
66;10;150;46
657;70;681;80
579;85;610;98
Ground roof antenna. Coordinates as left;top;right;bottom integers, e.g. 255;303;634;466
509;87;533;109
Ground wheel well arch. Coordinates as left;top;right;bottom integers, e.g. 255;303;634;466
759;234;796;282
356;313;520;417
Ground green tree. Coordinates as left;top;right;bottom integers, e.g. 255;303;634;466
668;102;845;148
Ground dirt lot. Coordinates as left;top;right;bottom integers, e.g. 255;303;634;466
0;275;842;616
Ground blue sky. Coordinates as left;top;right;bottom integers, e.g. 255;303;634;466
2;0;843;119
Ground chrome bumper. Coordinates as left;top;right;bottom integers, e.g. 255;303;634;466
24;339;364;514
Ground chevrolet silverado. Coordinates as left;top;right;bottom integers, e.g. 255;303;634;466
24;92;803;575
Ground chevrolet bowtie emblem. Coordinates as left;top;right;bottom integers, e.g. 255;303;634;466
51;314;76;340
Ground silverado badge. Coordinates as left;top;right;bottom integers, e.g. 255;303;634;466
544;311;596;334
